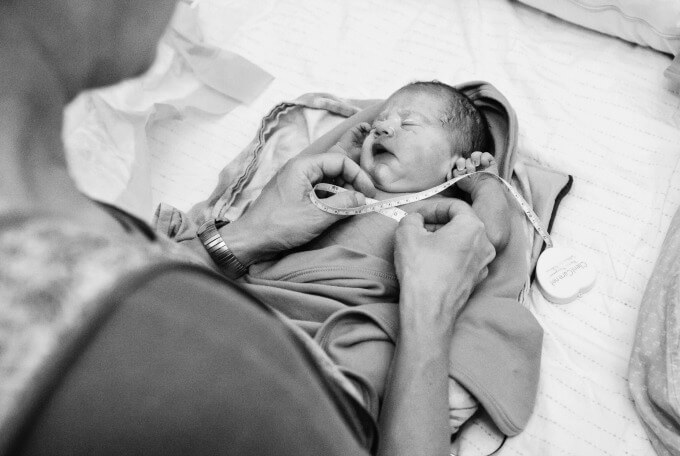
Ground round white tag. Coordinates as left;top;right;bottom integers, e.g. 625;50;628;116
535;246;597;304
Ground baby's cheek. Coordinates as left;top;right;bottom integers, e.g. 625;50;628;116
373;163;398;189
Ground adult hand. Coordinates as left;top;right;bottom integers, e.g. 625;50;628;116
220;152;377;266
394;199;495;334
379;200;495;456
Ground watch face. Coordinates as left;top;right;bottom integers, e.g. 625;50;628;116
198;219;229;236
197;220;213;236
215;219;230;229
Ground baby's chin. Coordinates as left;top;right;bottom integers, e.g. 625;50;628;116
371;169;445;195
370;164;400;191
370;165;422;193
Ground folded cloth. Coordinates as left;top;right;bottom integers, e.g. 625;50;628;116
154;83;572;436
629;206;680;456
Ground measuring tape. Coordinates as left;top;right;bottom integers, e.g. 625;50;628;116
310;170;553;249
310;171;602;304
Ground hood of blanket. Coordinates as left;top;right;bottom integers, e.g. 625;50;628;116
454;81;518;180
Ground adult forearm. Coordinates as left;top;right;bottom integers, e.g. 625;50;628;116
378;344;450;456
377;287;455;456
380;199;495;455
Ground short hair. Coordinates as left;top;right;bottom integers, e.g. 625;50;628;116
399;81;490;158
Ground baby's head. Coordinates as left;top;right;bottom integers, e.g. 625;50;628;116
360;81;489;192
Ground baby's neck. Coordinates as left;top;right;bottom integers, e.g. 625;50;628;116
372;189;417;201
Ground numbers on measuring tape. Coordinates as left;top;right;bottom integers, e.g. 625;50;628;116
310;171;597;303
309;170;553;248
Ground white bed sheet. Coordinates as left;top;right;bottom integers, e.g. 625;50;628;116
65;0;680;454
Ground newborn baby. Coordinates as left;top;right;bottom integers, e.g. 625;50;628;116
354;80;488;193
249;81;532;435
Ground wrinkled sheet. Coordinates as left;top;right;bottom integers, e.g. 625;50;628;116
64;0;680;454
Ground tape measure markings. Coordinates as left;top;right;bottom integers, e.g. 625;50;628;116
310;171;553;248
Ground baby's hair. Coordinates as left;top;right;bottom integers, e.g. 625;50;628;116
400;81;490;159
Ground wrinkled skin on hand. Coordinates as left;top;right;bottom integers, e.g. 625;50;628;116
394;198;496;331
229;152;377;264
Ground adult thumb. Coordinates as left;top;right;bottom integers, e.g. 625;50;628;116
398;212;425;232
322;190;366;210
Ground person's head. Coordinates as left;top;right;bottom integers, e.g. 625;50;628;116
360;81;489;192
1;0;181;100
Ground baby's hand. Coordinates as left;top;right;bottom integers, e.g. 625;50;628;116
336;122;371;162
453;152;511;251
452;151;498;195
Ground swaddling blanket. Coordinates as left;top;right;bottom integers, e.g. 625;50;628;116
155;83;572;437
241;221;541;437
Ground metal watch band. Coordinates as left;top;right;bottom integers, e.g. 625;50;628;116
197;219;249;279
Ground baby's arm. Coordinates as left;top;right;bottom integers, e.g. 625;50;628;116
454;152;512;251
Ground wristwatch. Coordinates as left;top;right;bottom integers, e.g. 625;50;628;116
197;219;249;279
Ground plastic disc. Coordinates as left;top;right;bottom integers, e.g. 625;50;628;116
535;246;597;304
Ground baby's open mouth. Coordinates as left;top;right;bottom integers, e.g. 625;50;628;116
372;143;392;156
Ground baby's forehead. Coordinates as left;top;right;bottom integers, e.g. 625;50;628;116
381;89;447;120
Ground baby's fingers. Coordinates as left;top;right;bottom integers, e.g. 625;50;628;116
465;158;476;174
480;152;495;168
470;151;482;167
452;157;467;178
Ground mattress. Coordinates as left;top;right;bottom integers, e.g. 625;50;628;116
63;0;680;454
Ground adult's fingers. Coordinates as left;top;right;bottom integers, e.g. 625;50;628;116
398;212;425;232
302;153;376;198
414;199;477;227
321;190;366;210
423;223;444;232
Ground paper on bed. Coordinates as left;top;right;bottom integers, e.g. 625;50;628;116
63;3;272;221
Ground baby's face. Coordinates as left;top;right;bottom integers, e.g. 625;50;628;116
360;89;458;193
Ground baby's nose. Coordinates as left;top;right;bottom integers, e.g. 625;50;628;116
374;122;395;137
